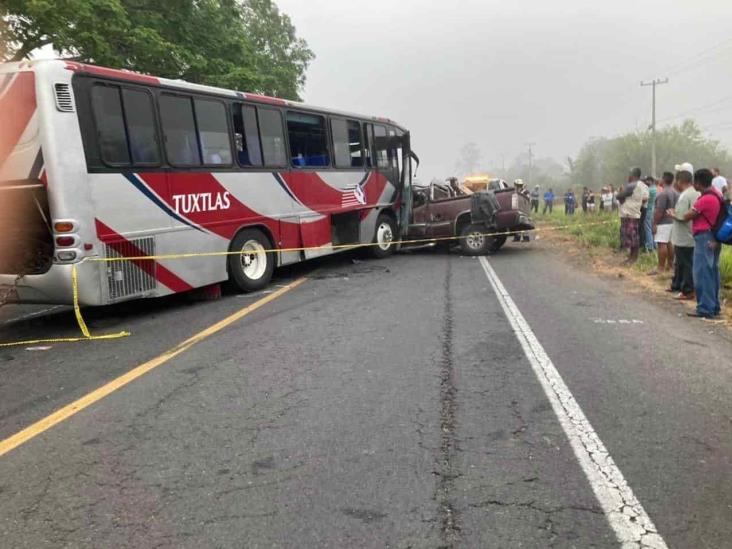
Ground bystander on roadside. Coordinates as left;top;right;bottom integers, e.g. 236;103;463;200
712;168;728;198
616;168;645;264
667;164;698;300
531;185;540;213
543;188;554;214
684;168;723;318
649;172;678;275
644;176;658;252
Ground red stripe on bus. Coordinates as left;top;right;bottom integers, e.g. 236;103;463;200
0;72;36;169
138;172;283;241
280;171;389;218
64;62;160;85
245;93;288;106
95;219;194;293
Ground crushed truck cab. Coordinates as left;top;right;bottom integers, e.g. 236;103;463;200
405;178;534;255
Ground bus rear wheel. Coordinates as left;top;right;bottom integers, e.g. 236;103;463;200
369;213;396;258
228;228;275;292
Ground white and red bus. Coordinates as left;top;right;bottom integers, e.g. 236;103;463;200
0;60;416;305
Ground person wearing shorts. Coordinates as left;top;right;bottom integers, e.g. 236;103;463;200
616;168;645;264
650;171;678;275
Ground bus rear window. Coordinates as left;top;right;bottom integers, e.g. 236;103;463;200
121;89;160;165
287;112;330;168
91;85;130;165
159;94;202;166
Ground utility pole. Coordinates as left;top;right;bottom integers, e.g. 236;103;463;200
640;78;669;178
526;143;535;186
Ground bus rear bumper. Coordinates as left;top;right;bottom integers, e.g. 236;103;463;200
0;263;103;306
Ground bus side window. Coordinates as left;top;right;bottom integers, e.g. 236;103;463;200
332;118;363;168
258;108;287;168
232;104;263;167
90;85;130;165
194;99;232;166
373;125;389;169
159;94;202;166
121;88;160;165
287;111;330;168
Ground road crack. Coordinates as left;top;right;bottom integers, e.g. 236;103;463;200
434;257;460;548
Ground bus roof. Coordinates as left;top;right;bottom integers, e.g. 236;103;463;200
3;59;406;131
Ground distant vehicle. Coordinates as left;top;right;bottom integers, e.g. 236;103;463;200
0;60;416;305
405;179;534;254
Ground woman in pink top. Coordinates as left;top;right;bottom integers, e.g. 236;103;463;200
684;169;723;318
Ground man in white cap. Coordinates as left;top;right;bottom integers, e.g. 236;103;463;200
712;168;728;198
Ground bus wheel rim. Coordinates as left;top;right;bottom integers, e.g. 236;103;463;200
377;222;393;250
240;240;267;280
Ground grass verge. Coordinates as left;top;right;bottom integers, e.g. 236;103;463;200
535;208;732;300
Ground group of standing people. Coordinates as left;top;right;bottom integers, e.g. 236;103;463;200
617;164;728;319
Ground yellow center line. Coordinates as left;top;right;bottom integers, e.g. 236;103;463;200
0;277;308;458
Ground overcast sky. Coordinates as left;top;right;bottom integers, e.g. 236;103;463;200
277;0;732;179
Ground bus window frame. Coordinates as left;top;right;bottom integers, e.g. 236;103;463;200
329;117;366;171
257;105;289;170
192;97;234;169
90;82;166;170
158;91;205;169
286;109;332;170
120;86;164;168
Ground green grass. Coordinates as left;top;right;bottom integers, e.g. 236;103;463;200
536;208;732;291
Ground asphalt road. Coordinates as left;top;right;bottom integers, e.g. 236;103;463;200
0;242;730;548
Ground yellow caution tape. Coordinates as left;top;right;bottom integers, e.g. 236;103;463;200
0;219;612;347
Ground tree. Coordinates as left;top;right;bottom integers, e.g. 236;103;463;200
572;120;732;189
0;0;314;100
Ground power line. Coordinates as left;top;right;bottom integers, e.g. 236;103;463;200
657;93;732;124
662;36;732;77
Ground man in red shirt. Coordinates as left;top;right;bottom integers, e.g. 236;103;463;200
683;168;723;318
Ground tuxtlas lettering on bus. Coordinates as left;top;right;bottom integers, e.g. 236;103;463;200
172;192;232;214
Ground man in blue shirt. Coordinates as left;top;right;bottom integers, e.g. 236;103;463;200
543;188;555;214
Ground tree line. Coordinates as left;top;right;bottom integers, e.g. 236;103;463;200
456;120;732;193
0;0;314;100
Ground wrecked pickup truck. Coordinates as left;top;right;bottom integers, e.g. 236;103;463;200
405;179;534;255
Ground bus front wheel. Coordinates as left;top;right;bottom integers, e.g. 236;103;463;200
228;228;275;292
369;213;397;258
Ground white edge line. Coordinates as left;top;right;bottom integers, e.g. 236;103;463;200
479;256;667;549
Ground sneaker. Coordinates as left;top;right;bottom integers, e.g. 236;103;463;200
674;293;695;301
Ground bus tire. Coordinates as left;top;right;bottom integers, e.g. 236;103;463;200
370;213;397;258
228;228;275;292
459;223;493;256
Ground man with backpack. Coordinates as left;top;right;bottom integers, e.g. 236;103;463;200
683;169;724;318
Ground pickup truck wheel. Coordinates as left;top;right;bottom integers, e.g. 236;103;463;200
369;214;396;258
459;224;493;256
228;228;275;292
490;235;507;252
